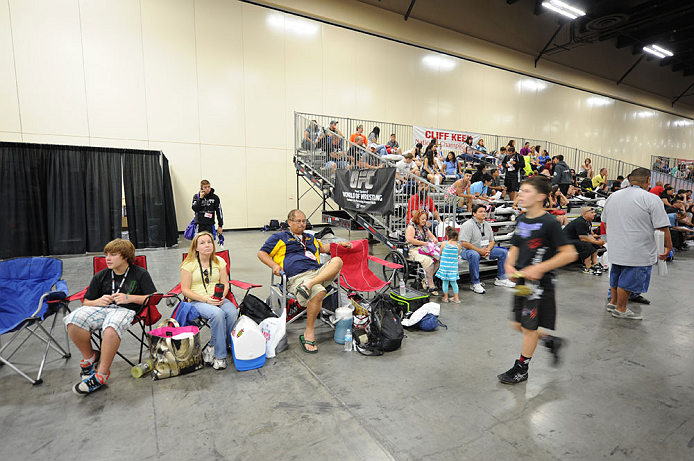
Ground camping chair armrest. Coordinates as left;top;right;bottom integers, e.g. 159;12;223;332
230;280;262;290
65;287;88;303
168;284;183;295
367;254;404;270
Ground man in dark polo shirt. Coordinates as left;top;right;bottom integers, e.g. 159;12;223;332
563;206;604;275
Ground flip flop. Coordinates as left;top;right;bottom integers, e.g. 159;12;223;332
299;334;318;354
427;288;440;296
295;284;310;300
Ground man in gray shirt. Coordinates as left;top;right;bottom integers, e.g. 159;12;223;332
602;167;672;320
460;204;516;294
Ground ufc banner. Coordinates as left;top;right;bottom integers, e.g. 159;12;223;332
333;168;396;215
413;126;481;152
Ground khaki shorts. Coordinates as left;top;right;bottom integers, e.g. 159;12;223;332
444;193;460;206
408;248;435;269
287;265;332;302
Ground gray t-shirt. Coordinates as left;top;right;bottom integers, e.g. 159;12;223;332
460;218;494;249
387;140;400;148
602;185;670;266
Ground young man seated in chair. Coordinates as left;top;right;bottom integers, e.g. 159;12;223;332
64;239;156;395
257;209;351;353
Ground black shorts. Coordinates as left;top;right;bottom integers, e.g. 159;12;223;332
504;172;520;192
574;241;599;262
559;183;570;196
512;278;556;330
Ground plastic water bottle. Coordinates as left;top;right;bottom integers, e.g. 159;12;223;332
399;278;406;296
344;329;352;352
131;359;153;378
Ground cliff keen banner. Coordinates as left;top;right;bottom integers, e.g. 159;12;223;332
333;167;396;215
413;126;481;152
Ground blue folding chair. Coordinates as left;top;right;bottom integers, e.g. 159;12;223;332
0;257;72;385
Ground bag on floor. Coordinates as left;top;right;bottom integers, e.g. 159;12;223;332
389;288;430;318
239;294;278;325
414;313;447;331
147;318;203;380
259;308;287;359
402;302;441;329
362;293;403;354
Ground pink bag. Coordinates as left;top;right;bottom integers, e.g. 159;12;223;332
149;323;199;338
418;241;441;260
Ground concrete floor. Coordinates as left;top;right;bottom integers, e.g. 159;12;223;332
1;228;693;461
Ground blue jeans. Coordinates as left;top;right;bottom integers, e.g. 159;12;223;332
461;247;508;284
192;299;238;359
373;144;388;156
609;264;652;295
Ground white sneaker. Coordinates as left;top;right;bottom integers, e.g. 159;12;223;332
470;283;486;294
212;358;228;370
494;277;516;288
611;308;643;320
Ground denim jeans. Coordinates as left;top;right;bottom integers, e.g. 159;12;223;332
461;247;508;284
192;299;238;359
374;144;388;156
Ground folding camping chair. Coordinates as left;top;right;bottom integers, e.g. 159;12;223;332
65;255;171;367
167;249;262;325
329;239;403;298
0;257;72;385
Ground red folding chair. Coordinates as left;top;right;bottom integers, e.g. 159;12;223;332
167;249;261;319
329;239;403;296
65;255;171;367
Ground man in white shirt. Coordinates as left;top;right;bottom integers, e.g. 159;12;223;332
460;204;516;294
602;168;672;320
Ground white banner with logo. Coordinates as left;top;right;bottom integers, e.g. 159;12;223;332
413;126;481;152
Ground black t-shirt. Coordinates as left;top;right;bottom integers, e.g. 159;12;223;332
563;216;590;242
348;145;365;165
510;213;570;283
659;191;672;200
85;265;157;312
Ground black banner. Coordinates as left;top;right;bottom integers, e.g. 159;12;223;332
333;167;396;215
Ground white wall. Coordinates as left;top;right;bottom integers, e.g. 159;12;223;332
1;0;693;230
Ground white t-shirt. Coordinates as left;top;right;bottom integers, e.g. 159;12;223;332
396;159;414;173
602;185;670;266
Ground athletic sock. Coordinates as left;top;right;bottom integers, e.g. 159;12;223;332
519;355;531;366
80;353;96;367
95;372;110;383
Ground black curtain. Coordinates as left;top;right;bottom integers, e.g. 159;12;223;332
85;151;122;252
161;154;179;247
0;142;177;259
123;152;166;249
0;143;50;258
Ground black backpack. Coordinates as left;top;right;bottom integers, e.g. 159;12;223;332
239;294;277;324
356;294;403;355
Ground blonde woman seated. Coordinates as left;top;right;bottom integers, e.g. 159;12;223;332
180;232;238;370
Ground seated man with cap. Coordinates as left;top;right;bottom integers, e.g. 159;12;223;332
257;209;352;353
563;206;605;275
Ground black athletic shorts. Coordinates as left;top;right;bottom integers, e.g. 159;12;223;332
512;278;556;330
197;224;214;235
574;241;599;262
504;172;520;192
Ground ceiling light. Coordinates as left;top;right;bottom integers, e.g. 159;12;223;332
422;55;456;71
643;44;673;58
541;1;586;20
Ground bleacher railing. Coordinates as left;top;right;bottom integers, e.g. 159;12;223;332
295;112;456;241
650;155;694;191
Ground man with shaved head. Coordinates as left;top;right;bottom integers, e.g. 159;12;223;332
602;168;672;320
563;206;605;275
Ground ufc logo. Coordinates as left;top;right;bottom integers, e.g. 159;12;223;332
349;170;376;190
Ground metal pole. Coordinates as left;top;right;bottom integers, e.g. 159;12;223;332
535;22;564;68
616;55;644;86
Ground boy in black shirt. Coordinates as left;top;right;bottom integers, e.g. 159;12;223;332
64;239;157;395
499;176;577;384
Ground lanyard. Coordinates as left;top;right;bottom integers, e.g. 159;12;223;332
290;231;308;251
111;267;130;295
197;254;212;293
475;220;486;238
